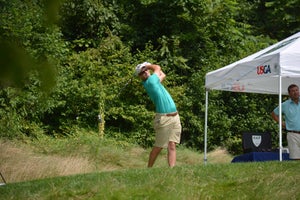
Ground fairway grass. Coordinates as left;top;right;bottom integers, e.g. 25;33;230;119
0;162;299;199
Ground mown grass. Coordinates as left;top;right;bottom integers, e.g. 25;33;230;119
1;162;299;199
1;131;299;199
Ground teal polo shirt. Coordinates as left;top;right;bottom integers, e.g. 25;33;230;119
142;74;177;114
273;98;300;131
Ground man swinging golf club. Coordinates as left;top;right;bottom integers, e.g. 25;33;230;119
135;62;182;168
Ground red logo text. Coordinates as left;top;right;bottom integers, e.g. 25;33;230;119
257;65;271;75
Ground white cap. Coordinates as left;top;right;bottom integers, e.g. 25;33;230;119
135;62;151;76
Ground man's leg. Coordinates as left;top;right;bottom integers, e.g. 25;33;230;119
168;141;176;167
148;146;163;167
287;133;300;160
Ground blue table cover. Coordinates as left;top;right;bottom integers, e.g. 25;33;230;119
231;152;290;163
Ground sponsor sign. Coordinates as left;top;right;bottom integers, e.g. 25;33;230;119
252;135;262;147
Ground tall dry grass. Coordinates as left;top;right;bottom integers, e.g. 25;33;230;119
0;140;95;183
0;136;233;183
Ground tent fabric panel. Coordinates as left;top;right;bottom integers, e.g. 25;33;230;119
209;77;300;95
205;32;300;95
205;55;280;94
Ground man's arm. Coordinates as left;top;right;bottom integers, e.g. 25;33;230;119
146;64;166;82
271;111;286;129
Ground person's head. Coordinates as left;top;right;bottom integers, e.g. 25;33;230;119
135;62;151;81
288;84;299;101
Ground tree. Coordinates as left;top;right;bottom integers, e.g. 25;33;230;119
0;0;298;154
236;0;300;39
0;0;67;138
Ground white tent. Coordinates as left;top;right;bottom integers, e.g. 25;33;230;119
204;31;300;162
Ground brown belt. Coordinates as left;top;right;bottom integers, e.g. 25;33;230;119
156;112;178;117
165;112;178;117
287;130;300;134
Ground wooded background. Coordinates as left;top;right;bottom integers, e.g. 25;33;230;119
1;0;299;154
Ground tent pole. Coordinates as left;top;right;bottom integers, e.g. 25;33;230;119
204;90;208;164
279;76;283;161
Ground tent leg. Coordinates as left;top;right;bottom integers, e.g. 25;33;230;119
278;76;283;161
204;90;208;164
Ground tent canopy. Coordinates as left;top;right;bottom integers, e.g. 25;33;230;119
205;32;300;95
204;31;300;163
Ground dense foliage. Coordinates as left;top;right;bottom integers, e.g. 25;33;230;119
1;0;299;154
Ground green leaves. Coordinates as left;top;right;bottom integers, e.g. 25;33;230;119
0;0;297;153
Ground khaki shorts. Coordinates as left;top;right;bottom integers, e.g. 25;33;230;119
287;132;300;159
153;113;182;148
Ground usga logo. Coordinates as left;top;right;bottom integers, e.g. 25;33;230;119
257;64;271;75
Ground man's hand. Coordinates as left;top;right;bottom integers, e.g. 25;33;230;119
146;64;166;82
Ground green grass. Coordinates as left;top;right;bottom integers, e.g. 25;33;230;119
1;162;299;199
0;131;299;199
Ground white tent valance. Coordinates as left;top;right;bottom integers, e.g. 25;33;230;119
204;31;300;162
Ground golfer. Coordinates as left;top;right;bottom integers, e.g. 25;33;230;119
135;62;182;167
271;84;300;160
